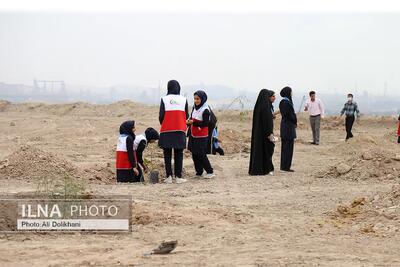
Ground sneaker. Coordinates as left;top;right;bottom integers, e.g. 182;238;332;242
176;177;187;184
164;176;173;184
194;173;203;178
268;171;274;176
204;173;215;179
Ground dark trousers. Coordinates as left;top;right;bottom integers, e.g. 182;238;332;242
192;153;213;175
280;139;294;171
212;147;225;155
398;136;400;144
345;115;355;140
116;166;143;183
163;148;183;178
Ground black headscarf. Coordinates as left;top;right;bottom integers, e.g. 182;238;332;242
253;89;270;112
119;120;135;138
145;127;160;142
280;86;292;102
194;90;208;110
167;80;181;95
249;89;274;175
267;90;275;111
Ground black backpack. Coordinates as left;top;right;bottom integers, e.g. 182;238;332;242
208;107;217;129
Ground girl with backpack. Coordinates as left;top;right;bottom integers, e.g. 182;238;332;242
187;90;215;179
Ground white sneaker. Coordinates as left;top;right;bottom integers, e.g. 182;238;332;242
194;174;203;178
268;171;274;176
204;173;215;179
176;177;187;184
164;176;173;184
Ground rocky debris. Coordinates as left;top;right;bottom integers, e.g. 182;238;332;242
336;197;366;216
336;163;352;175
362;151;374;160
331;186;400;235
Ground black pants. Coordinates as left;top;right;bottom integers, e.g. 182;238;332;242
280;139;294;171
116;166;143;183
345;115;355;140
163;148;183;178
212;147;225;155
192;153;213;175
398;136;400;144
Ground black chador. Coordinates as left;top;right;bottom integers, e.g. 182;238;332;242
249;89;275;175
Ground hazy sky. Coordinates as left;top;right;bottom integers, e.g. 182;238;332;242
1;3;400;95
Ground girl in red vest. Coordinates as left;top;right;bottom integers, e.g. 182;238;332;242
159;80;189;184
116;120;142;182
187;90;215;179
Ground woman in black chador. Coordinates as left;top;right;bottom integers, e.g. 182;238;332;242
249;89;275;176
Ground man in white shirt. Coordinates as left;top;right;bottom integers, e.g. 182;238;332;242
304;91;324;145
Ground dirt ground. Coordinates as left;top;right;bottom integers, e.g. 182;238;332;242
0;100;399;266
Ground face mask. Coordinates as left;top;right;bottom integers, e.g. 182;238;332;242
347;97;353;102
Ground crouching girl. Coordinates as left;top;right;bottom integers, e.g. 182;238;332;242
116;120;142;182
134;127;160;172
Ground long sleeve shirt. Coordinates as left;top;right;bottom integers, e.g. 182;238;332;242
125;135;137;168
136;140;147;165
305;98;324;116
340;101;360;117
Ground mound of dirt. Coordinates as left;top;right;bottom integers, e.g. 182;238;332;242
329;134;382;158
83;163;116;184
331;185;400;235
315;147;400;181
0;145;84;181
321;116;345;130
132;203;193;226
4;100;151;117
0;145;115;185
219;129;251;154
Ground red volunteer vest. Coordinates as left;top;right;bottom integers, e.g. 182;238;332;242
191;104;209;138
160;95;187;133
398;121;400;136
116;135;137;169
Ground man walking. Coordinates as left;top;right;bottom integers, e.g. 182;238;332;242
304;91;324;145
340;93;360;140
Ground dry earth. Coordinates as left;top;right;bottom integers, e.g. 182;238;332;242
0;100;399;266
